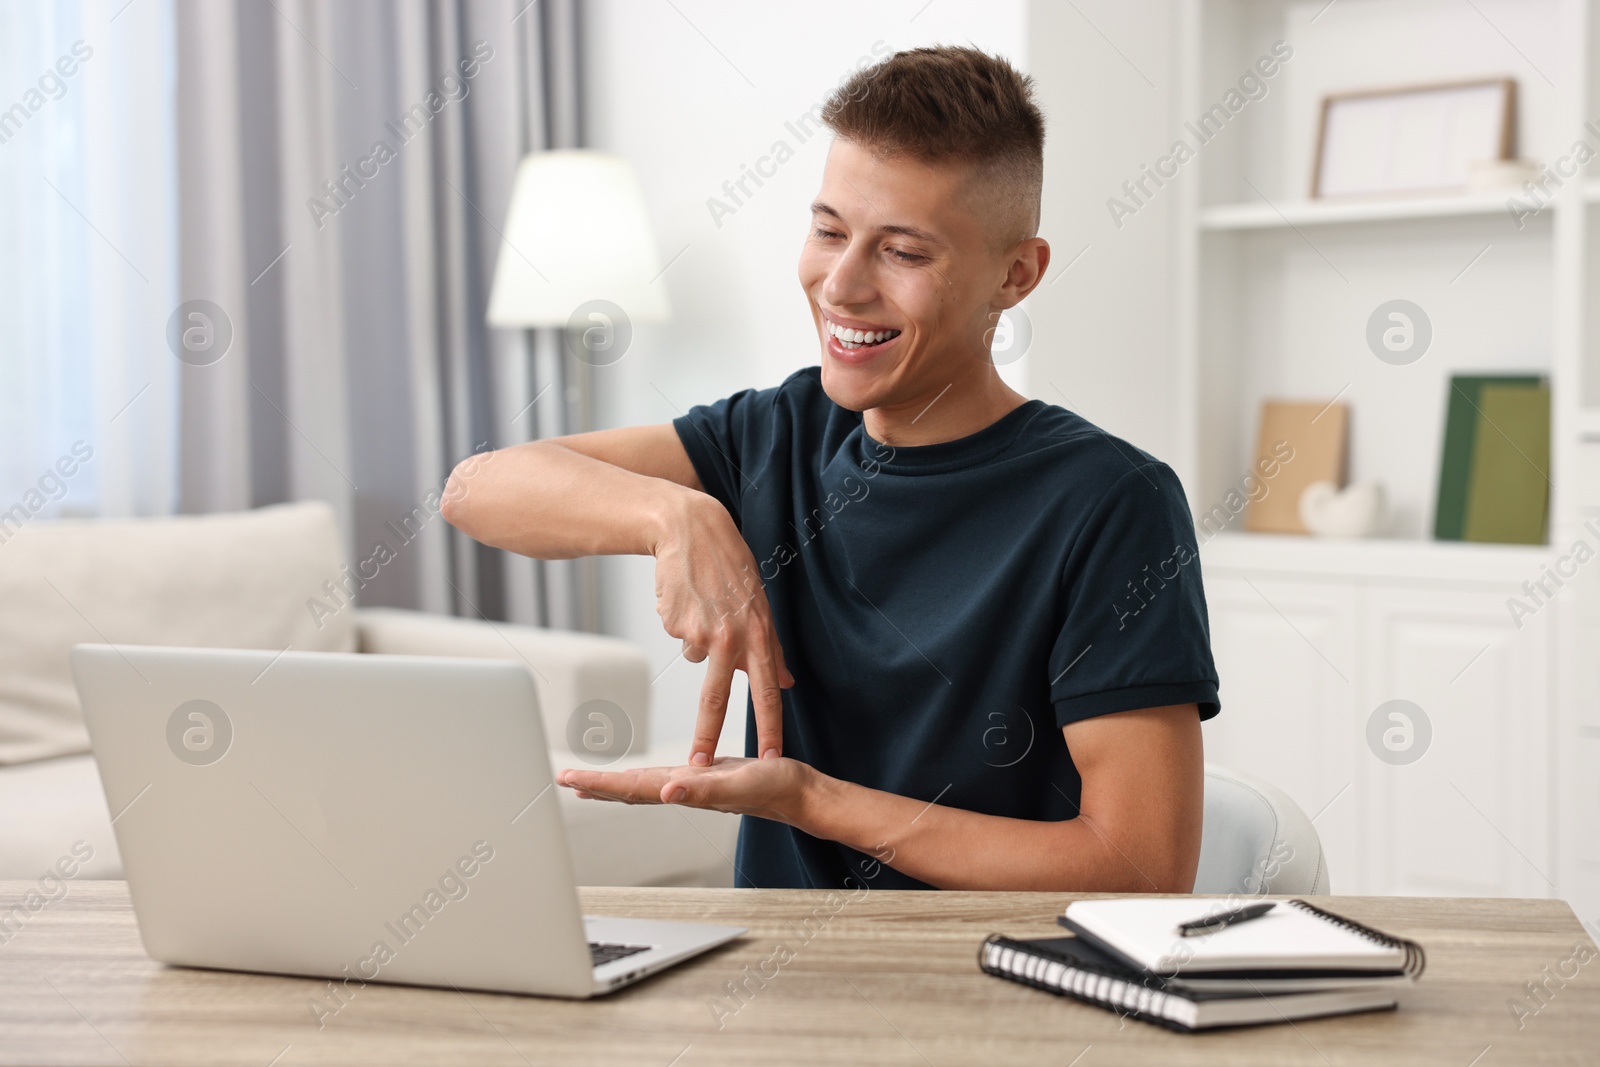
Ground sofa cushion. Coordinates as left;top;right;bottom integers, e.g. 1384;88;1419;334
0;502;354;764
0;750;739;886
355;607;652;761
0;754;122;880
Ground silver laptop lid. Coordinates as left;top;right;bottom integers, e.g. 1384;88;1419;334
71;645;597;999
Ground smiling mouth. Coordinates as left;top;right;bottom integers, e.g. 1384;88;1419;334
824;319;902;351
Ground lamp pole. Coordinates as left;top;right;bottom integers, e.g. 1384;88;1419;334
563;329;599;633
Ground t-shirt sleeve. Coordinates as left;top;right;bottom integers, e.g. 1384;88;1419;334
1048;462;1220;728
671;383;778;528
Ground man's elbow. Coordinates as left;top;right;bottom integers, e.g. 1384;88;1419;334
1149;864;1197;894
1152;833;1202;893
1084;824;1200;894
1141;828;1201;893
1095;859;1194;895
439;455;486;532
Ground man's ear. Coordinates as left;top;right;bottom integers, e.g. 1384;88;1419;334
996;236;1050;309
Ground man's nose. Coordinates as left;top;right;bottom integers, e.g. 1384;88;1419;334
823;241;877;309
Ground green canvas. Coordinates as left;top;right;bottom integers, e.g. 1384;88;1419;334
1461;383;1551;545
1434;375;1544;541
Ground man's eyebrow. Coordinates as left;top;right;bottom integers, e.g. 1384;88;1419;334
810;201;944;245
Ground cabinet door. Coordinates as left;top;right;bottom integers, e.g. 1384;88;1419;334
1564;731;1600;929
1363;586;1553;898
1559;533;1600;923
1202;575;1365;892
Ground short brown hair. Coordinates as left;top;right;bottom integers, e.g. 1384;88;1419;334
822;46;1045;242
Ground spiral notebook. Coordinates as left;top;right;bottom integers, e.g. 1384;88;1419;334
979;900;1425;1033
1058;898;1425;976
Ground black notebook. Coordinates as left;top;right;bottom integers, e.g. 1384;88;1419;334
980;900;1424;1033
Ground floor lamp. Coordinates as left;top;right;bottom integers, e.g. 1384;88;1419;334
485;150;672;631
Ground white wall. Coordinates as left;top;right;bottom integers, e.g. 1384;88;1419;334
582;0;1032;747
1026;0;1180;462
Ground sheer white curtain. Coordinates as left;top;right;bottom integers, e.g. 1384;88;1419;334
0;0;178;521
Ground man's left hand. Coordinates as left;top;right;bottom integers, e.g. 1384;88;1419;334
557;756;815;825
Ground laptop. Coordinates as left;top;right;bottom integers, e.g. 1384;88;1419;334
70;644;745;999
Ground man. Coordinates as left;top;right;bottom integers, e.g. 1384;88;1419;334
442;46;1219;892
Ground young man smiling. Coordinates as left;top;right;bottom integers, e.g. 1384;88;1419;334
443;47;1219;892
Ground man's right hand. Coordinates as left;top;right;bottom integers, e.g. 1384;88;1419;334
439;425;791;767
651;493;795;766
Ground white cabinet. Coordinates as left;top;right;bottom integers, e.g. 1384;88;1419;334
1559;507;1600;928
1362;587;1553;899
1561;729;1600;930
1202;575;1366;891
1200;536;1557;899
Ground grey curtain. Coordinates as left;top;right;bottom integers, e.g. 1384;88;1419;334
173;0;586;629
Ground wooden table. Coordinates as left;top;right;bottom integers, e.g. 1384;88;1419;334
1;882;1596;1065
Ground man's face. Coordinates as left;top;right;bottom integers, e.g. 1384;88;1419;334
798;138;1017;413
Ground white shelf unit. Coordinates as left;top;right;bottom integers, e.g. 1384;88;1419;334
1198;189;1524;230
1200;531;1549;583
1175;0;1598;914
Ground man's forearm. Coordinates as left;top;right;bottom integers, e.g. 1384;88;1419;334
441;440;690;559
793;770;1189;893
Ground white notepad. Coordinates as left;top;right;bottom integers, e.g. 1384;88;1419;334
1060;899;1413;974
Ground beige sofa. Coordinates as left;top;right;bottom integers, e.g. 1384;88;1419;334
0;501;736;886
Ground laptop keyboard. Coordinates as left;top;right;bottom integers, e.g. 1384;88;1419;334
590;941;651;967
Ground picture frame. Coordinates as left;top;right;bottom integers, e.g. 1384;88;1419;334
1311;78;1517;199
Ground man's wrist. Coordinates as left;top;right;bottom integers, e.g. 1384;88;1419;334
787;762;843;838
642;481;703;556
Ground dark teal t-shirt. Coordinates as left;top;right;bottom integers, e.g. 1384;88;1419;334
672;367;1219;890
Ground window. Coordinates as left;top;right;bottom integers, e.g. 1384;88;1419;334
0;0;177;526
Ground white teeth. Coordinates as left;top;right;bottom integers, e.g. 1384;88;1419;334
826;321;900;347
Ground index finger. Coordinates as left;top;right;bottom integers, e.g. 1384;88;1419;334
688;649;736;767
557;766;667;804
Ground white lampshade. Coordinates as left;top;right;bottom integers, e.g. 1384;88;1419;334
486;150;672;328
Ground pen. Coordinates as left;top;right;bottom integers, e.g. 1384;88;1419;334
1177;902;1276;937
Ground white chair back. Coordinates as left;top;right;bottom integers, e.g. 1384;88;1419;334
1195;763;1331;895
